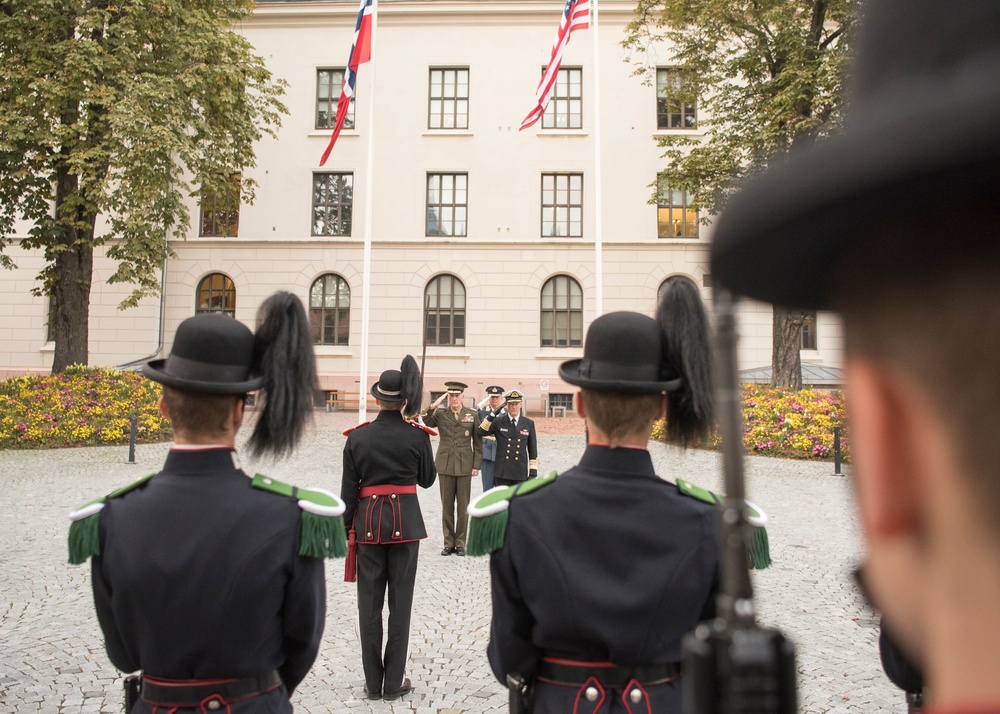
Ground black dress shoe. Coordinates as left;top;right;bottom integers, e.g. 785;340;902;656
440;547;455;556
363;684;382;700
383;678;413;701
454;546;466;556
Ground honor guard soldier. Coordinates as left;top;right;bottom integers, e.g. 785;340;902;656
469;287;721;714
709;2;1000;712
477;385;505;491
479;390;538;486
68;292;345;713
340;356;436;701
423;381;482;556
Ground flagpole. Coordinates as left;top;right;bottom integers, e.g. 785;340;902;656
591;0;603;319
358;0;379;423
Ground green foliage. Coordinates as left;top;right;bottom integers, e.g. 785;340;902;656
0;0;287;308
623;0;860;215
0;366;172;449
652;384;850;462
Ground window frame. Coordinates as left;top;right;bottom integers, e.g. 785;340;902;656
800;311;818;350
428;67;470;130
426;173;468;237
541;173;583;238
424;274;467;347
540;275;583;348
656;67;697;130
541;66;583;130
198;173;241;238
312;172;354;237
195;273;236;317
309;273;351;346
316;68;355;131
656;177;699;239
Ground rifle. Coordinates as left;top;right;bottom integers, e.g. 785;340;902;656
682;290;797;714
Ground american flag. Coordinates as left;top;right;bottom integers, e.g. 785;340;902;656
520;0;590;131
319;0;374;166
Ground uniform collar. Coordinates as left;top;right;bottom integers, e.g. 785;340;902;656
577;444;656;476
163;447;242;474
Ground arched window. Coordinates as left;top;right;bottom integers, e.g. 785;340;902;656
540;275;583;348
310;274;351;345
425;275;466;347
657;275;700;307
195;273;235;317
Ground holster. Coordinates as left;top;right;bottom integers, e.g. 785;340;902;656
123;673;141;712
506;672;534;714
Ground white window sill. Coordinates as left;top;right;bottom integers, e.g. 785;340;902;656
314;346;353;357
535;349;582;359
422;130;473;136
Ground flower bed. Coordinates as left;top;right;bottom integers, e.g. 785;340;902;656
0;366;172;450
653;384;850;462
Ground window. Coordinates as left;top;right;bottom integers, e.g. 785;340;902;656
426;173;468;236
542;67;582;129
316;69;355;130
196;273;236;317
46;294;57;342
657;177;698;239
310;274;351;345
541;173;583;237
800;311;818;350
540;275;583;348
312;173;354;236
656;68;697;129
425;275;466;347
547;393;574;411
657;275;699;306
199;173;241;238
428;68;469;129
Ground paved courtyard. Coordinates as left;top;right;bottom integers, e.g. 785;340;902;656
1;415;906;713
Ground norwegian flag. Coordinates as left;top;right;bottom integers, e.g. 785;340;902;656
319;0;374;166
520;0;590;131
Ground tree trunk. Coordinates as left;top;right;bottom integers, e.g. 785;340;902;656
771;306;804;389
51;167;94;373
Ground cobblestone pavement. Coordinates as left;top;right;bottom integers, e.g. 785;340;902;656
0;416;904;713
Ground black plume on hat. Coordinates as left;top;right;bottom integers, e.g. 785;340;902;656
371;355;423;412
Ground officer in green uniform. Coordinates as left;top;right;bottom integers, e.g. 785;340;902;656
423;381;482;556
68;292;345;714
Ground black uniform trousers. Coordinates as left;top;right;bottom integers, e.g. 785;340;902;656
357;540;420;695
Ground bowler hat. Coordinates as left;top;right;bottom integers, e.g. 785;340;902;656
559;312;682;394
143;314;264;394
710;0;1000;309
371;370;405;401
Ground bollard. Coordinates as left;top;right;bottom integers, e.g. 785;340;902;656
128;414;137;464
833;425;844;476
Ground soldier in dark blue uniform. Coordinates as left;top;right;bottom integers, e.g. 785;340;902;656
471;287;719;714
340;356;436;701
477;385;505;491
479;390;538;486
68;292;344;713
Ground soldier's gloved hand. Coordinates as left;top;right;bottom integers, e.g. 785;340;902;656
529;469;537;478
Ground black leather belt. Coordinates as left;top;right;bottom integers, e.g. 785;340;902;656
141;670;282;707
538;659;681;688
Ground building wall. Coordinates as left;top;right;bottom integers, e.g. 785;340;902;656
0;0;843;403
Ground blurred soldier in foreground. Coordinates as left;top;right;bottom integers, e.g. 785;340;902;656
710;1;1000;711
69;292;345;713
340;357;436;701
479;390;537;486
423;381;482;556
477;385;506;491
469;282;720;713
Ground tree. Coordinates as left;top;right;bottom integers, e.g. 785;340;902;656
0;0;286;372
624;0;859;388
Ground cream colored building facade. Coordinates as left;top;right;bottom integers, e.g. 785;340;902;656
0;0;842;411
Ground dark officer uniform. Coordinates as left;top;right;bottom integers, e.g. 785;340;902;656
479;390;537;486
341;367;436;701
477;385;505;491
487;447;719;713
91;449;326;712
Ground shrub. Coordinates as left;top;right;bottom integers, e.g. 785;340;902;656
0;366;172;450
652;384;850;462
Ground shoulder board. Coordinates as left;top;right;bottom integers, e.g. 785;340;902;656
408;420;438;436
67;472;157;565
466;472;558;556
251;474;348;560
675;478;771;570
342;421;370;436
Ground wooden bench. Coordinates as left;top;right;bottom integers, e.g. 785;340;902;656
325;391;368;412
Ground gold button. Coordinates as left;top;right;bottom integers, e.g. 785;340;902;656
585;686;600;702
395;531;400;537
367;532;372;538
629;688;643;704
206;700;222;711
390;493;396;499
371;494;377;500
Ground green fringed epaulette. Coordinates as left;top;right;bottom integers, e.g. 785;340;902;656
251;474;348;559
676;478;772;570
67;473;156;565
467;472;558;556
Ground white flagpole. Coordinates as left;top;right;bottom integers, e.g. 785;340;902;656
591;0;604;318
358;0;379;423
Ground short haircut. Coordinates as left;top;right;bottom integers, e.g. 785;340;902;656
581;389;663;444
160;386;242;440
834;201;1000;535
379;399;406;412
